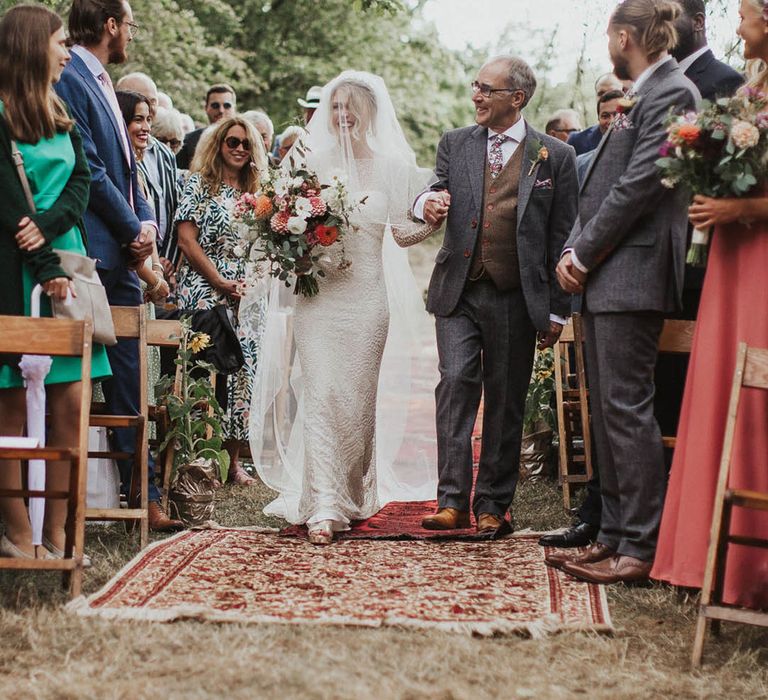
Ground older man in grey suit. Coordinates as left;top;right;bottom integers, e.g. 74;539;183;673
554;0;699;584
415;55;579;535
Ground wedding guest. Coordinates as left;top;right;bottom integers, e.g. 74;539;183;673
115;90;169;304
545;109;582;142
416;56;579;536
176;83;236;169
152;107;184;154
653;0;745;462
568;73;625;155
0;3;111;559
55;0;181;530
277;125;307;162
174;117;267;484
298;85;322;124
116;72;180;257
242;109;275;162
652;0;768;610
554;0;698;584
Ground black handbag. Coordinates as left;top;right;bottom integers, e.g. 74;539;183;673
189;305;245;375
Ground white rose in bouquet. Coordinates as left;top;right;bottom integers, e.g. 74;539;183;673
287;216;308;235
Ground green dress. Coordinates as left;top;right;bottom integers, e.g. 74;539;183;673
0;107;111;388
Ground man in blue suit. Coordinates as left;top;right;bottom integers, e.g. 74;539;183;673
56;0;181;530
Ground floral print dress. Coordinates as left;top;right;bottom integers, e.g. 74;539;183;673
174;173;265;441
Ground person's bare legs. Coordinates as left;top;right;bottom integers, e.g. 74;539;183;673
225;439;255;485
0;387;34;556
42;381;81;552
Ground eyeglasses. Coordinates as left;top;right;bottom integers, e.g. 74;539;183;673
124;20;139;38
209;102;233;111
471;81;521;98
224;136;251;151
159;137;182;148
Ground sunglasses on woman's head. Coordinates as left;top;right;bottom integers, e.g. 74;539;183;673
224;136;251;151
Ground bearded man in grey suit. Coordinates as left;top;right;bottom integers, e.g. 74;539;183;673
414;55;579;536
553;0;700;584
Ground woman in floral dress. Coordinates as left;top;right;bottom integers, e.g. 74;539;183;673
175;117;267;484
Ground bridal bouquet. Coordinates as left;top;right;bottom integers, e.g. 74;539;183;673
233;155;364;297
656;88;768;266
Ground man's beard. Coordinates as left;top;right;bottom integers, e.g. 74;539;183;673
107;35;126;65
671;27;695;61
611;53;631;81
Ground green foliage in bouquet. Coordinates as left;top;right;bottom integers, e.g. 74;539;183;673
524;348;557;435
156;317;230;483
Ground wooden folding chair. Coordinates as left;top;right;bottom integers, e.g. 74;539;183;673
0;316;92;598
554;313;593;510
87;306;148;549
145;317;182;511
691;342;768;667
657;319;696;452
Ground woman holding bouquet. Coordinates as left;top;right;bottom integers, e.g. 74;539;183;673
249;72;439;544
651;0;768;608
174;117;268;485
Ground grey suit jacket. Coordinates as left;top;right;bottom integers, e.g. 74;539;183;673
565;59;700;314
424;123;578;331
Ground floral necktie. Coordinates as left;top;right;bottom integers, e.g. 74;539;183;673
489;133;510;179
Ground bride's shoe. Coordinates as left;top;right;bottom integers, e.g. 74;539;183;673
307;520;334;545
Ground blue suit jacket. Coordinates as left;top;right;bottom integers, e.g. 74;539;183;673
55;53;155;271
567;124;602;156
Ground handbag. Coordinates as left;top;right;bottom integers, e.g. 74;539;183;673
11;140;117;346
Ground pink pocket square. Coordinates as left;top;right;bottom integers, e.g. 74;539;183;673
612;114;635;131
534;178;552;189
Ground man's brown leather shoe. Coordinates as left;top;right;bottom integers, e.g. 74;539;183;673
545;542;615;569
562;554;652;585
476;512;514;536
421;508;470;530
148;501;185;532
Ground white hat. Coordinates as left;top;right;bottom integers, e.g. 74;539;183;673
297;85;322;109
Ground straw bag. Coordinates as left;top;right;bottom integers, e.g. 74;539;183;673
11;139;117;346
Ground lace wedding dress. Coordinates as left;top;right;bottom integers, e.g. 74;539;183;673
294;193;434;529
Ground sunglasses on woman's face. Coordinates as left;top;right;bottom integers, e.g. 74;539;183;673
224;136;251;151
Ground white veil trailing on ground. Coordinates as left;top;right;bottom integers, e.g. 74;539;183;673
243;70;439;522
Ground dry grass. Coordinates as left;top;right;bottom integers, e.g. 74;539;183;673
1;480;766;700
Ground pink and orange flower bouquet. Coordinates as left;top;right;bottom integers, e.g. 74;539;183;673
656;88;768;266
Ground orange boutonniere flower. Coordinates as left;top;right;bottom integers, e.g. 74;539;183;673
528;141;549;177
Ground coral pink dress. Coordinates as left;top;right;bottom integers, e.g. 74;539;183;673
651;216;768;609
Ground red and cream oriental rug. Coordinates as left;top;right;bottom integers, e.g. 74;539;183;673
69;529;612;636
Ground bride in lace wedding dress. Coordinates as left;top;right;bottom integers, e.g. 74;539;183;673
246;72;439;544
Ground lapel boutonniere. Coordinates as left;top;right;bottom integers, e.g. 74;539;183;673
527;140;549;177
615;96;638;114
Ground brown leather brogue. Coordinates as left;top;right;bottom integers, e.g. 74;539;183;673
421;507;471;530
476;512;511;535
545;542;615;569
148;501;185;532
562;554;652;585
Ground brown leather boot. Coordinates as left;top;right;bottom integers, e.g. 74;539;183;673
421;508;471;530
148;501;185;532
545;542;615;569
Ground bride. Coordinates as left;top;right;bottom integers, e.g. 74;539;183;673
246;71;439;544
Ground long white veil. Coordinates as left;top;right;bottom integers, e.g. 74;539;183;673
242;71;439;523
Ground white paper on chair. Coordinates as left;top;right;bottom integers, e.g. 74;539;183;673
0;436;39;448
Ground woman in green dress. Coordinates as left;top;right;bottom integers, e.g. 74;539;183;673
0;4;111;559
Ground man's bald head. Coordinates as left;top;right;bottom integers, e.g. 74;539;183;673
116;71;159;112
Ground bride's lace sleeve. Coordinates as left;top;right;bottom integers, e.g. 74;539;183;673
391;220;438;248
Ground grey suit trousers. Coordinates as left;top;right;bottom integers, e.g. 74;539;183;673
582;309;666;561
435;281;537;517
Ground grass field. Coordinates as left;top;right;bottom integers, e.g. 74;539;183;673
0;478;766;700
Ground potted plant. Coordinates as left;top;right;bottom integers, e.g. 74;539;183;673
157;317;230;525
520;347;557;480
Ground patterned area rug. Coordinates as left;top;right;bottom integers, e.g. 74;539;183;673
69;529;612;635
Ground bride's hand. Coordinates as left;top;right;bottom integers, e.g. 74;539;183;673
688;195;742;228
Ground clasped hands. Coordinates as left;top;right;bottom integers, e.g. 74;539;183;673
422;190;451;227
127;223;156;269
556;251;586;295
